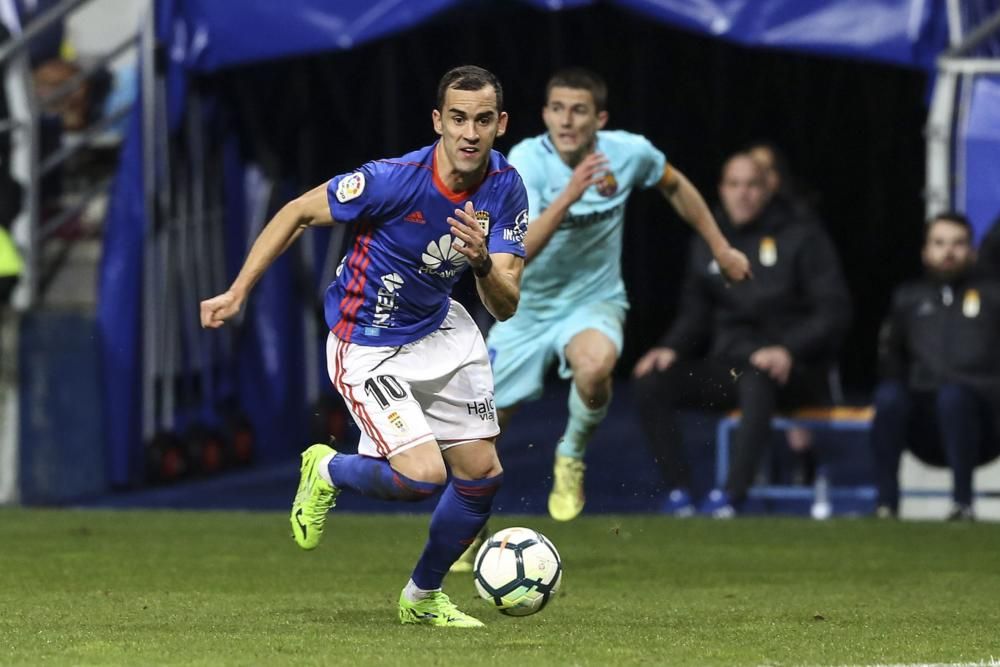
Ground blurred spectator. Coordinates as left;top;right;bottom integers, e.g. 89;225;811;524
871;212;1000;521
632;152;851;517
34;57;91;131
747;140;820;224
748;141;825;480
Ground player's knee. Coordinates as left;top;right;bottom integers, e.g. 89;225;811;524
453;452;503;481
574;361;612;391
474;461;504;480
393;457;448;487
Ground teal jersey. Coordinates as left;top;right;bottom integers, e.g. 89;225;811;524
507;129;666;318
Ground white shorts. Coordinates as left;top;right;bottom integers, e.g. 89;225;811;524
327;300;500;458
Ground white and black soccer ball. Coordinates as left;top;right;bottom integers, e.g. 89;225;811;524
473;526;562;616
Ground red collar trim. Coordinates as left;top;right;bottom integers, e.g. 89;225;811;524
432;143;485;203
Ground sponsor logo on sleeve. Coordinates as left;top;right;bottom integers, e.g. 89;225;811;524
335;172;366;203
502;208;529;245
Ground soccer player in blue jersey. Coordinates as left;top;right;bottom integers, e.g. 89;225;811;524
200;66;526;628
464;68;751;542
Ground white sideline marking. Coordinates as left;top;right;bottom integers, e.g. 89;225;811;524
833;660;1000;667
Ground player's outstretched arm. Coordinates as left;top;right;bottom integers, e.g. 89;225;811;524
657;165;752;283
200;181;335;329
523;152;608;263
448;201;524;321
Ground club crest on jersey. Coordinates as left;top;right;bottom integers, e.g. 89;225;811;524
474;210;490;236
420;234;468;278
596;171;618;197
759;237;777;267
335;172;366;203
963;289;981;318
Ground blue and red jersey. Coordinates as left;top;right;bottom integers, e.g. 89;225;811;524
325;142;528;346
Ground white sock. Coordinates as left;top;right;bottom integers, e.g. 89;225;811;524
317;453;335;484
403;578;439;603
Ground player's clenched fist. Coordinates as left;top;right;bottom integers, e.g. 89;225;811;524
715;246;753;283
565;151;609;202
200;290;243;328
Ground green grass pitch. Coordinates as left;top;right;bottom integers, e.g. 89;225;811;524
2;509;999;666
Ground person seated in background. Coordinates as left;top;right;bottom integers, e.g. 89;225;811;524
747;141;817;223
747;141;826;482
871;212;1000;521
631;151;851;517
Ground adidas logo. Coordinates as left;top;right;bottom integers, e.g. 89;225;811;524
404;210;426;224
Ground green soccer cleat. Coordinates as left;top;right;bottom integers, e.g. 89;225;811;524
548;454;586;521
290;443;340;550
398;590;485;628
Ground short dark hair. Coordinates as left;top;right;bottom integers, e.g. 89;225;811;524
546;68;608;112
436;65;503;112
927;211;974;242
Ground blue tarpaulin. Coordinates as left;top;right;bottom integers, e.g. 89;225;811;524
959;75;1000;242
163;0;947;72
98;0;988;487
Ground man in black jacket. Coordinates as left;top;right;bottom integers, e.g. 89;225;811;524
632;152;851;517
872;212;1000;521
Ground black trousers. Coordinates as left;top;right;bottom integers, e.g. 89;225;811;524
870;381;1000;509
633;358;831;500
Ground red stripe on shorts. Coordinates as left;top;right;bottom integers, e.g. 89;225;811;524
334;338;391;457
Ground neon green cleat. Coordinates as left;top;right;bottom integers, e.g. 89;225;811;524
290;443;340;550
449;526;487;574
548;454;586;521
398;590;485;628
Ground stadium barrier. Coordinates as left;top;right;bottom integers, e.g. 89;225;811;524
715;406;878;515
716;406;1000;519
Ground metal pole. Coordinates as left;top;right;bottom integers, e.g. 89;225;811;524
0;0;90;64
7;46;38;310
141;4;157;442
945;0;964;48
948;7;1000;57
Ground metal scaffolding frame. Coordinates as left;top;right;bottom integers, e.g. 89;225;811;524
926;1;1000;221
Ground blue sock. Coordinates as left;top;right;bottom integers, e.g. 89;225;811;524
328;454;441;501
556;384;609;459
410;474;503;590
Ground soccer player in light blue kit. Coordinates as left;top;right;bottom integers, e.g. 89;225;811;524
465;68;751;549
200;66;526;628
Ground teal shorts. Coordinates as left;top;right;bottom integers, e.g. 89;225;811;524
486;300;626;409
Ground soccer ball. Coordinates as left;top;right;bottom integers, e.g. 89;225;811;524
473;527;562;616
